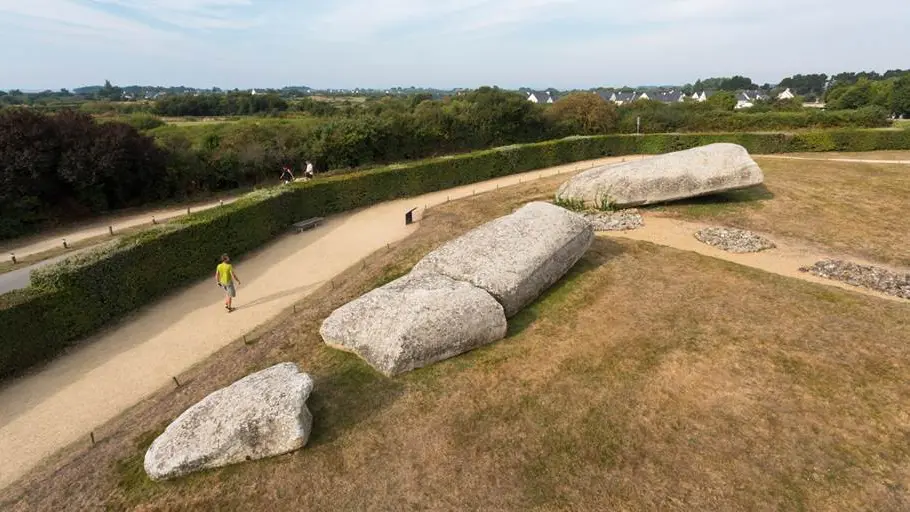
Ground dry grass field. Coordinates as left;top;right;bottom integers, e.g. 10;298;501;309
4;165;909;511
779;151;910;160
652;156;910;267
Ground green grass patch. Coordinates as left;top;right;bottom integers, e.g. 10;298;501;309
114;427;166;504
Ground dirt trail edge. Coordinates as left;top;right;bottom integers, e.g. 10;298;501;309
760;155;910;165
0;197;241;261
605;215;909;304
0;156;628;491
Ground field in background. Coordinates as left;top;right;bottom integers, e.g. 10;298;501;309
4;166;909;511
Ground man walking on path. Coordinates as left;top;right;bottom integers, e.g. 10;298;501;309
215;254;241;312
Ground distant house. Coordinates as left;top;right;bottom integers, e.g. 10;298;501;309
527;90;556;104
611;91;639;105
602;90;684;106
735;90;771;109
735;92;754;109
648;90;686;104
777;88;796;100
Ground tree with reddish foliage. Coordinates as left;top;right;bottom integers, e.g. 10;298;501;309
0;108;166;239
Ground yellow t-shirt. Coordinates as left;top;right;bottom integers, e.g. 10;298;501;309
216;263;233;285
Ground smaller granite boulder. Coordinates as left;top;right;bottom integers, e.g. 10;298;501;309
556;143;764;208
320;272;507;376
144;363;314;480
412;202;593;317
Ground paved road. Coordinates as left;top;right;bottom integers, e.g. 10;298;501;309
0;252;86;295
0;156;624;490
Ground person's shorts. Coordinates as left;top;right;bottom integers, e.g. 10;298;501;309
221;283;236;298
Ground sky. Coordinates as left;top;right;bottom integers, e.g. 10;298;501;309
0;0;908;90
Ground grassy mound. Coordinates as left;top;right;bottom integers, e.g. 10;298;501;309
4;174;909;511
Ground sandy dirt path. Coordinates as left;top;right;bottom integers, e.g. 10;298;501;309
604;215;909;304
0;156;629;490
760;155;910;165
0;197;240;261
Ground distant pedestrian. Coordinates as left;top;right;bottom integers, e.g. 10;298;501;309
280;165;294;185
304;160;315;179
215;254;241;312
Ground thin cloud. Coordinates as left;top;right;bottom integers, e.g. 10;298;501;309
0;0;175;39
1;0;908;89
88;0;263;30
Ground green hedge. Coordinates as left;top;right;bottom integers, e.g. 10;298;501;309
3;129;910;377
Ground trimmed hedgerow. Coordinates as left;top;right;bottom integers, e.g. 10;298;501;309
2;128;910;377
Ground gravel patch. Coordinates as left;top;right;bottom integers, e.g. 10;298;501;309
581;209;643;232
800;259;910;300
694;227;776;253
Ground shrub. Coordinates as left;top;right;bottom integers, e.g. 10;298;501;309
2;129;910;377
0;109;168;240
125;113;166;131
553;197;587;211
616;107;890;134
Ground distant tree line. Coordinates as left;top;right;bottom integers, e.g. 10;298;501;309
0;85;895;240
153;92;289;116
825;75;910;116
0;109;167;239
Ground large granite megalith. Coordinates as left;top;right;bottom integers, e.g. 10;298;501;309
320;272;507;376
144;363;314;480
412;201;594;317
555;143;764;208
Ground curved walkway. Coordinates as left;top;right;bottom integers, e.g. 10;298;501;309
0;197;240;262
0;156;622;490
604;215;909;304
760;155;910;165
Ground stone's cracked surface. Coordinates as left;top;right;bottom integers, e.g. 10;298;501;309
800;260;910;299
556;143;764;208
413;201;594;317
320;272;507;376
580;209;644;232
694;227;776;253
320;202;593;376
144;363;314;481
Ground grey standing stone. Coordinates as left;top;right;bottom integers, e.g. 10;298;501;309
556;143;764;208
320;272;507;376
412;201;593;317
144;363;314;481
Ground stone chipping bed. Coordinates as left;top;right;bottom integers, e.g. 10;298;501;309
800;259;910;300
580;209;644;232
694;227;776;253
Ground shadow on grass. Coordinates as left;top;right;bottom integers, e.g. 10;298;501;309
664;184;774;208
114;424;170;505
306;352;406;448
507;240;624;338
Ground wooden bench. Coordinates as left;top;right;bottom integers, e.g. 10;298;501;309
292;217;324;233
